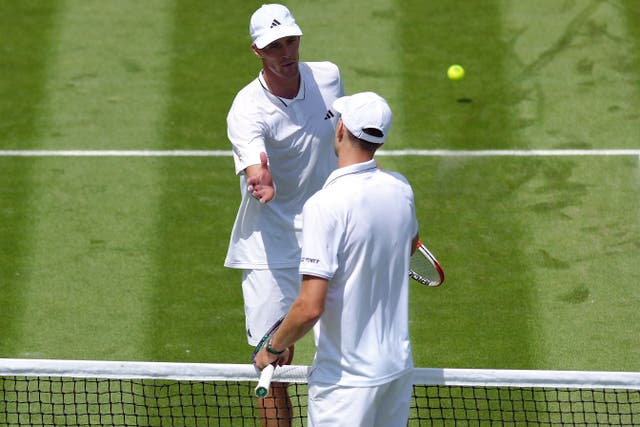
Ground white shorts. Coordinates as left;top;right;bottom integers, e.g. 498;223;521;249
307;371;413;427
242;268;300;346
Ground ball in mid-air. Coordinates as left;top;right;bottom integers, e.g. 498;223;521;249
447;64;465;81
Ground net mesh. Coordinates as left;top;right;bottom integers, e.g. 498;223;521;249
412;385;639;426
1;378;304;426
1;359;639;426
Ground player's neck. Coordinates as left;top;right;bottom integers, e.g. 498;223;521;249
337;146;375;168
263;70;300;99
338;155;375;169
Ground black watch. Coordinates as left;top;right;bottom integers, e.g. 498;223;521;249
266;337;285;355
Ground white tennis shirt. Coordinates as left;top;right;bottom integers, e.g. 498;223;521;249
224;62;343;269
300;160;418;386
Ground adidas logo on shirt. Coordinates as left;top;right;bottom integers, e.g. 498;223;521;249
270;19;281;28
324;110;335;120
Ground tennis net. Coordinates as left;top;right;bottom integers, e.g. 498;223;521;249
1;358;639;426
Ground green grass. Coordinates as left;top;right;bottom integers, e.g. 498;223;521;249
0;0;58;356
0;0;639;375
400;155;640;369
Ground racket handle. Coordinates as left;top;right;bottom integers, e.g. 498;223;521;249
254;363;276;398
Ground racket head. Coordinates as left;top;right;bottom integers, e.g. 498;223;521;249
409;241;445;287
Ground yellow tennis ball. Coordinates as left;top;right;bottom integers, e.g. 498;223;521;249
447;65;465;81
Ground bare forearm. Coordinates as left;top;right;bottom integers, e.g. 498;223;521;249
269;299;320;352
254;276;327;369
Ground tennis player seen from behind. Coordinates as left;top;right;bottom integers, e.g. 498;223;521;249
224;4;344;426
254;91;420;427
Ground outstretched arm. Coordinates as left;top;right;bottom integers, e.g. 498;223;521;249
246;152;275;203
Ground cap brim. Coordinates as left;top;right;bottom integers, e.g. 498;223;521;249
254;25;303;49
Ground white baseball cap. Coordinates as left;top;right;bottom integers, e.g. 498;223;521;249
332;92;393;144
250;4;303;49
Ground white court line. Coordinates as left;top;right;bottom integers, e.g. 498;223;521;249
377;149;640;157
0;149;639;157
0;150;229;157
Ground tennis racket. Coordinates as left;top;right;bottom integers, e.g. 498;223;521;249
252;315;285;398
409;240;445;287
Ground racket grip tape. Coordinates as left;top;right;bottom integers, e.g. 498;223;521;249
254;363;276;398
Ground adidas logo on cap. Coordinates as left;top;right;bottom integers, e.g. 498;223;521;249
250;4;303;49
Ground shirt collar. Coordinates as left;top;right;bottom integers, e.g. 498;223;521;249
323;159;378;188
258;70;306;107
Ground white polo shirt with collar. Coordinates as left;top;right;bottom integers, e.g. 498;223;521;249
225;61;343;269
299;159;418;387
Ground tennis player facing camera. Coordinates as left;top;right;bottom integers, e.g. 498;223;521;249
255;92;420;427
224;3;343;425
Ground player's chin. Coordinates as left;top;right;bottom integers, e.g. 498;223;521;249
281;61;299;75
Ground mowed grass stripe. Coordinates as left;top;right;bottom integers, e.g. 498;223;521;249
0;1;57;148
295;1;403;106
143;1;254;362
39;0;174;150
395;2;519;151
16;0;173;359
515;157;640;370
0;1;59;355
503;0;640;370
504;0;640;150
389;1;539;369
623;0;640;190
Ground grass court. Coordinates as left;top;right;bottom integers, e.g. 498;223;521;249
1;0;639;372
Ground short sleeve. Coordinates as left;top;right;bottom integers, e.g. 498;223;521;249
299;194;340;279
226;94;266;175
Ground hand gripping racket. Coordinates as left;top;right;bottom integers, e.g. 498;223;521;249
409;240;445;287
252;315;285;398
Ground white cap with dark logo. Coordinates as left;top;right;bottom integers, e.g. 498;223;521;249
332;92;393;144
250;4;303;49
